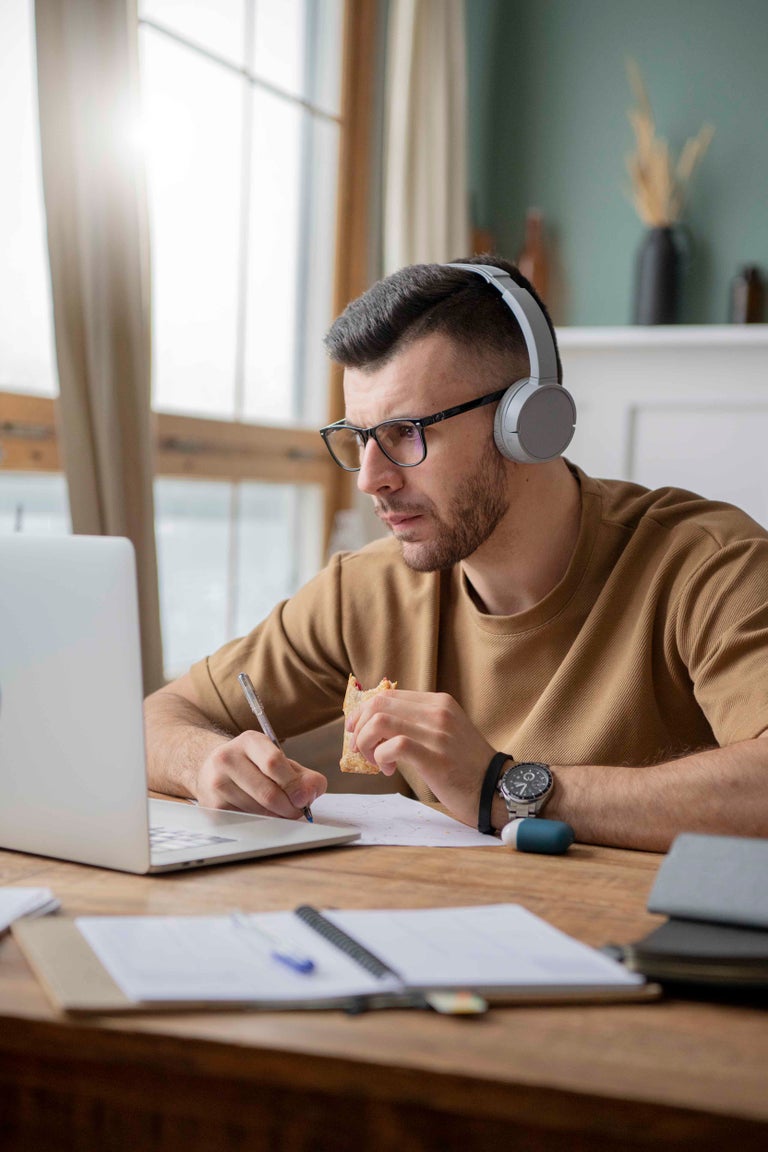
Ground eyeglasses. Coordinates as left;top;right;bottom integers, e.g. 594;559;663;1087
319;388;508;472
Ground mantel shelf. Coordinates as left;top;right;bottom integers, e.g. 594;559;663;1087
558;320;768;528
556;324;768;351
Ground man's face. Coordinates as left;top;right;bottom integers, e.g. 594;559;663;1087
343;332;513;572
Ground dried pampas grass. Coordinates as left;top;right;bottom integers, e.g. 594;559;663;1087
625;59;715;227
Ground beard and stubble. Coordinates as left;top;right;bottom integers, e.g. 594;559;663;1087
375;443;510;573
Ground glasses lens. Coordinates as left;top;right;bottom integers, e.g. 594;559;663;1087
326;426;365;470
376;421;425;466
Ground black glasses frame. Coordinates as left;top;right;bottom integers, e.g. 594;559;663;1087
319;388;508;472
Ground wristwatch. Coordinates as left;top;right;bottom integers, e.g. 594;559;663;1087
497;760;554;820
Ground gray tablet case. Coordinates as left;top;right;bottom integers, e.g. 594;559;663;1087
647;833;768;929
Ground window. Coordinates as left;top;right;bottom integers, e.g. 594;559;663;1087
0;1;374;679
139;0;343;428
137;0;343;673
0;4;57;403
0;4;65;532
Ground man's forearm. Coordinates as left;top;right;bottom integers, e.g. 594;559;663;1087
143;688;233;798
539;738;768;852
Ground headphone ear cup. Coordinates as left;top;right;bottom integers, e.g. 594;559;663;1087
494;380;577;463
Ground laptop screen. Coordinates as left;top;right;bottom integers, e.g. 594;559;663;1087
0;535;152;871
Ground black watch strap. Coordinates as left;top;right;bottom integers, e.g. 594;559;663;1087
478;752;512;835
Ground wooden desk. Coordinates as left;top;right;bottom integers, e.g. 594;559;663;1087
1;839;767;1152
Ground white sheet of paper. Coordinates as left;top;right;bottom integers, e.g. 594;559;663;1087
77;912;401;1003
0;887;60;932
328;905;644;988
309;792;495;847
75;903;643;1004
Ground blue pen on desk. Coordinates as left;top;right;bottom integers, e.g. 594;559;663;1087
230;911;316;975
237;671;314;823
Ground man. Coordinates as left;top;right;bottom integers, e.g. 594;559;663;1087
144;257;768;850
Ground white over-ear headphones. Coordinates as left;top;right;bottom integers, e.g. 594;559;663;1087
445;263;576;463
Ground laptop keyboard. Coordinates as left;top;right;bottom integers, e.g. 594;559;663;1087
150;824;238;853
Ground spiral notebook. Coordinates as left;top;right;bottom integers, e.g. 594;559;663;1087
13;903;654;1015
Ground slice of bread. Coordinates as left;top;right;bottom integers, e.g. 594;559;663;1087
340;673;397;774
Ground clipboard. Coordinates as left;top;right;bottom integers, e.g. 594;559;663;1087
10;917;410;1015
14;917;140;1014
13;906;661;1016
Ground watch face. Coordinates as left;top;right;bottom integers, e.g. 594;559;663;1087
501;763;552;802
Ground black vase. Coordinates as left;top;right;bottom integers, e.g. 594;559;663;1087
633;226;683;325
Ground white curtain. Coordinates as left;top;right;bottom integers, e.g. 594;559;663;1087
35;0;164;693
383;0;470;272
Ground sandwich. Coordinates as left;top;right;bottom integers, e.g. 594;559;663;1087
340;673;397;774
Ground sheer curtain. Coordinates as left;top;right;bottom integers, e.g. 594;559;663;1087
382;0;470;273
35;0;163;693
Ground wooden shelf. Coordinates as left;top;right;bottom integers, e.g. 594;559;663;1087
557;324;768;350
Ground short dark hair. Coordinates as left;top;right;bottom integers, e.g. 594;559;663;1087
324;255;562;383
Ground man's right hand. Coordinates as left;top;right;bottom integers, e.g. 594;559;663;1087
143;673;327;819
195;729;327;818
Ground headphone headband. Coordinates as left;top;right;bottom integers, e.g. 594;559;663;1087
445;263;559;382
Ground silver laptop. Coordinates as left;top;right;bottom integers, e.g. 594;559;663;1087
0;535;359;872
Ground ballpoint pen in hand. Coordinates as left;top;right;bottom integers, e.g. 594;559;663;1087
237;671;314;822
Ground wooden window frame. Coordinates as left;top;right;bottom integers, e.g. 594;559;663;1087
0;0;377;550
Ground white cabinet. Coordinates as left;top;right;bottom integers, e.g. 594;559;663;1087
558;326;768;527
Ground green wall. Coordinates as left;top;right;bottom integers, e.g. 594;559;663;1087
467;0;768;325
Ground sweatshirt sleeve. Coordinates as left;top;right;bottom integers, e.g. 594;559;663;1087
188;536;439;741
675;535;768;743
189;551;353;739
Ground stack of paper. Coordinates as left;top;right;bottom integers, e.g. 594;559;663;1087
0;887;60;933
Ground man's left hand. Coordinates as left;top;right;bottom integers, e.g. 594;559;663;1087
345;689;495;827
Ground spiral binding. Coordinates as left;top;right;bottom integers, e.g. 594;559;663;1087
295;904;399;980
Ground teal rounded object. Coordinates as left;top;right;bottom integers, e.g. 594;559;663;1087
501;818;575;855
